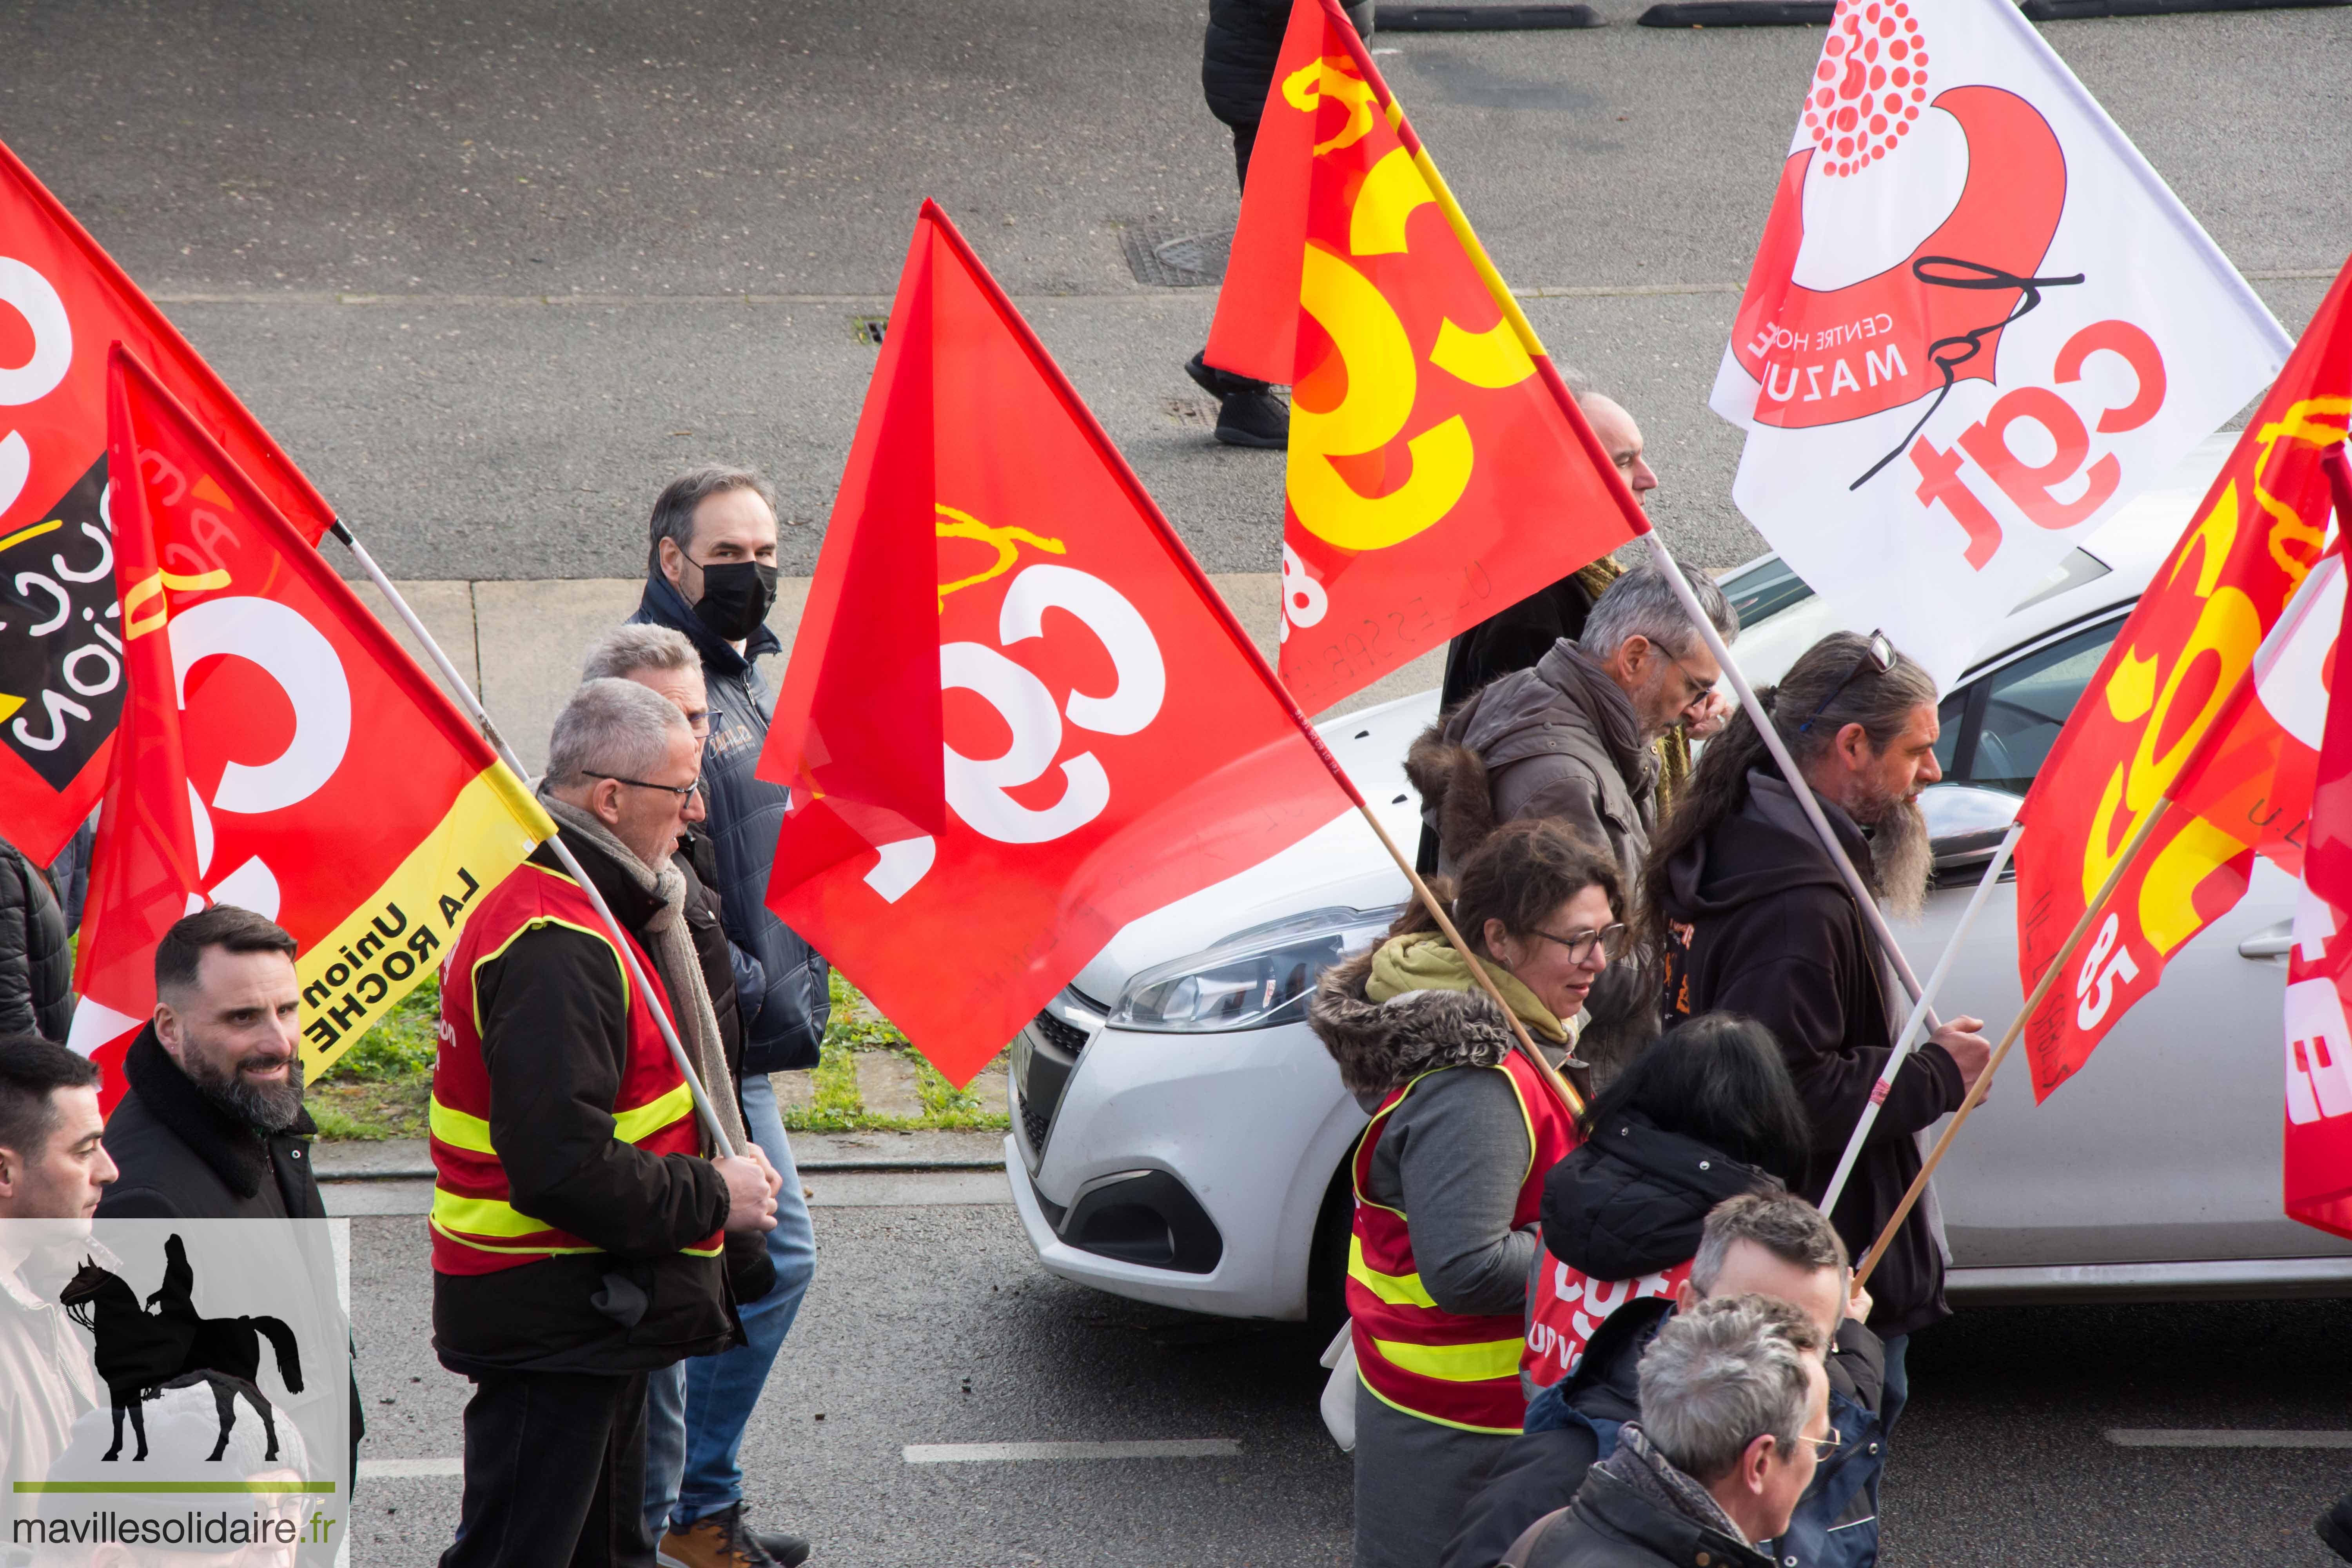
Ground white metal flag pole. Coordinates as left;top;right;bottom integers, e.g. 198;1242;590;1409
328;519;741;1161
1817;820;2020;1218
1638;530;1939;1019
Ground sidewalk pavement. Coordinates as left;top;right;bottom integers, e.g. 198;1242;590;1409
354;574;1445;776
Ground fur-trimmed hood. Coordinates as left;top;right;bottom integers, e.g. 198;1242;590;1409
1308;944;1520;1096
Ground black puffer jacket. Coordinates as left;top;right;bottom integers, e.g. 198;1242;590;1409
0;838;72;1042
630;573;831;1073
1539;1110;1779;1281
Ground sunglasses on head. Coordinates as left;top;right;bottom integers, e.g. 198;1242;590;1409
1794;631;1896;735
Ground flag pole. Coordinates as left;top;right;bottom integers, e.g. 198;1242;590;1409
327;519;742;1162
1856;503;2352;1289
1334;16;1942;1018
919;201;1587;1118
1819;821;2020;1218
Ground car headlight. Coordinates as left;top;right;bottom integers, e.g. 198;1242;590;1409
1110;904;1403;1034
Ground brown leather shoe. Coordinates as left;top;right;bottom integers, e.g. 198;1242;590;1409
656;1504;777;1568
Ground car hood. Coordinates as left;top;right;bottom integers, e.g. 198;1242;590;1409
1069;687;1432;1009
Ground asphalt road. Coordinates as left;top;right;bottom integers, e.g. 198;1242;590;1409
3;1;2347;579
345;1191;2352;1568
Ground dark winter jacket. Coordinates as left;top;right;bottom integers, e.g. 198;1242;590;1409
97;1027;325;1220
681;830;777;1307
0;838;72;1043
431;829;737;1377
1451;1299;1886;1568
1440;569;1615;717
1659;771;1964;1341
631;571;831;1073
1201;0;1374;128
1539;1110;1781;1285
1495;1436;1775;1568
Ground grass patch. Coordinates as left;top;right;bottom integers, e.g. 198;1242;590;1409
778;970;1009;1134
309;966;1008;1140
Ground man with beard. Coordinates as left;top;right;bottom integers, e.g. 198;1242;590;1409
1641;632;1990;1433
98;907;319;1222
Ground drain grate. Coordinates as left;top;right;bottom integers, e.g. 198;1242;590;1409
1119;220;1235;289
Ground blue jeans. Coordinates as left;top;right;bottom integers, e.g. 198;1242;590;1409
1879;1332;1910;1438
643;1073;817;1537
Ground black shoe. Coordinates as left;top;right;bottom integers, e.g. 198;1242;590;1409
753;1529;811;1568
1215;387;1289;448
1184;349;1263;402
2318;1492;2352;1563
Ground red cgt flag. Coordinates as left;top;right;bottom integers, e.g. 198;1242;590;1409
71;346;550;1095
760;202;1356;1086
1205;0;1643;715
2013;254;2352;1100
0;141;337;864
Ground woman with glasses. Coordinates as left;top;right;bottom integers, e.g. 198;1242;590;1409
1310;819;1622;1568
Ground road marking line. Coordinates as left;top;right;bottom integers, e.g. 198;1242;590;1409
2105;1429;2352;1448
357;1458;463;1478
902;1440;1241;1464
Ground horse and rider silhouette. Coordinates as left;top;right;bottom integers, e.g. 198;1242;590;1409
58;1233;304;1463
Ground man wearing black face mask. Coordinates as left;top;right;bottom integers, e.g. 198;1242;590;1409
628;467;827;1564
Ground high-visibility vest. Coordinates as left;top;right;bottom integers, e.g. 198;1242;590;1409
1349;1049;1579;1433
1522;1243;1689;1391
429;858;721;1276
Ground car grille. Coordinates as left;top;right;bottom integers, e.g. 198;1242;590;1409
1011;989;1103;1169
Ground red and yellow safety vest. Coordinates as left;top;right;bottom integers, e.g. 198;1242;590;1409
1349;1049;1579;1432
429;859;720;1276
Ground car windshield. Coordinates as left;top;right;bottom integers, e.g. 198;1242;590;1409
1717;548;2111;632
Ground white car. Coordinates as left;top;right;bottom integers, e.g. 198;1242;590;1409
1005;434;2352;1323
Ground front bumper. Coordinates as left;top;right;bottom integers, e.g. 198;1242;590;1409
1006;1003;1366;1320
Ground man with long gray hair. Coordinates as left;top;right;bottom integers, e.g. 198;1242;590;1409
1408;563;1738;1074
1643;631;1991;1440
1497;1295;1831;1567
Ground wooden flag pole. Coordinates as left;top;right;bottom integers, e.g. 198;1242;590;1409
1855;497;2352;1290
329;518;742;1162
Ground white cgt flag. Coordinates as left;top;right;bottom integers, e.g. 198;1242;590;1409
1708;0;2290;686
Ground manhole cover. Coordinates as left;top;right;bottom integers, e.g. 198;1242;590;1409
1119;220;1234;288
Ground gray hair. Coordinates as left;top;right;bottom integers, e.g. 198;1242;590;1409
1637;1294;1823;1483
546;678;690;790
647;465;776;571
1691;1191;1848;1295
1579;564;1739;663
581;624;699;684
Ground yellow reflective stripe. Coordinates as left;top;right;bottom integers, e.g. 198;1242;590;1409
1369;1334;1524;1384
428;1216;603;1257
1355;1362;1525;1437
432;1188;563;1239
681;1242;723;1257
471;891;631;1035
612;1081;694;1145
1348;1234;1437;1309
429;1097;495;1154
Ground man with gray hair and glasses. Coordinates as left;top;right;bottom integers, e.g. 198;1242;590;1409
432;678;780;1568
579;624;817;1568
1409;563;1739;1075
1495;1294;1832;1568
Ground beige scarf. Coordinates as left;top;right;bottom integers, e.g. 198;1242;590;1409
539;793;746;1152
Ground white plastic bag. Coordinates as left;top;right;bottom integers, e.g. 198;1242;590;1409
1319;1319;1357;1452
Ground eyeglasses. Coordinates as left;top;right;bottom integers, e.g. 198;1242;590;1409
1793;631;1896;735
683;710;712;740
1528;924;1628;965
584;771;703;801
1667;650;1719;711
1790;1428;1844;1455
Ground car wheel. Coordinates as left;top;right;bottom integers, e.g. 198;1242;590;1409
1306;1157;1355;1339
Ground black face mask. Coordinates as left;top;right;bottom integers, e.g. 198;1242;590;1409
692;560;779;642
